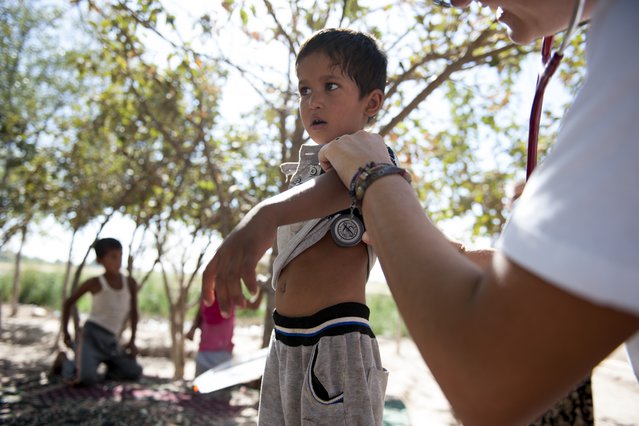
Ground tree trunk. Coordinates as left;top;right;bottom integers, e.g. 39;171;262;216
53;229;77;348
62;229;77;302
161;258;187;381
9;224;27;317
169;305;186;380
173;334;185;380
69;244;91;338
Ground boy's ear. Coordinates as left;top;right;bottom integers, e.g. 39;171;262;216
364;89;384;117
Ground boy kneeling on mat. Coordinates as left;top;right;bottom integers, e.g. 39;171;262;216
53;238;142;386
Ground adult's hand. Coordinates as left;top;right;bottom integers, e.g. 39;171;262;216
201;204;276;318
318;130;392;187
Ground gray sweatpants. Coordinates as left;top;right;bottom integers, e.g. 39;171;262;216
258;302;388;425
62;321;142;385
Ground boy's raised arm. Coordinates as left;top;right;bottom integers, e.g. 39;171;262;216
202;170;350;317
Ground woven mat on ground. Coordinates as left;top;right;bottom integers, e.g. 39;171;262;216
1;360;259;426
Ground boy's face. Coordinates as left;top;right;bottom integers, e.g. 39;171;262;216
297;52;380;145
98;249;123;274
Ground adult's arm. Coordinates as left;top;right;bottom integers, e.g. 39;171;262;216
319;132;639;425
202;170;350;316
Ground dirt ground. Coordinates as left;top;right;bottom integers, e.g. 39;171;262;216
2;303;638;425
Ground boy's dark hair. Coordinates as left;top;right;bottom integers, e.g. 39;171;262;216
93;238;122;259
296;28;387;98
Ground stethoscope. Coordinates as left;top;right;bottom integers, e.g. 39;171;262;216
434;0;587;180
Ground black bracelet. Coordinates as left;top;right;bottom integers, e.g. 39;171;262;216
349;162;411;211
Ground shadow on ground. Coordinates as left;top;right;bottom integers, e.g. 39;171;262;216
0;310;411;426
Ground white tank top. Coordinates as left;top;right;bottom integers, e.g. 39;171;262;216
88;274;131;335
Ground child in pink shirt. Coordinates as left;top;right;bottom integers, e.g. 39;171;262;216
187;289;262;377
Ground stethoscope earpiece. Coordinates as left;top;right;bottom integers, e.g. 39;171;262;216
527;0;586;180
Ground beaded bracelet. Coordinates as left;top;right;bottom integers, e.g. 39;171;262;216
349;162;412;211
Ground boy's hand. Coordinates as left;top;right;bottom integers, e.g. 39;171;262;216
202;204;276;318
186;328;196;341
63;330;73;349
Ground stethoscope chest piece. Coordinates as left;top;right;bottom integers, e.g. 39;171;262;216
330;213;365;247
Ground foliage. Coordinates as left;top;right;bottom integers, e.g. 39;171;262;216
0;0;83;248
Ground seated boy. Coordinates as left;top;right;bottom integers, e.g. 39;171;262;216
54;237;142;385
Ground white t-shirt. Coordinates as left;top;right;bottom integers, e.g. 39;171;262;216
498;0;639;316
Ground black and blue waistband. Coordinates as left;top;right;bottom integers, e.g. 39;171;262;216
273;302;375;346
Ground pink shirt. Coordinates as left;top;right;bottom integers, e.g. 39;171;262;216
199;300;235;353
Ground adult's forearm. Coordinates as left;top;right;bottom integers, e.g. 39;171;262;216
360;175;495;417
362;175;483;335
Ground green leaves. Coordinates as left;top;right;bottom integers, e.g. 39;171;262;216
0;0;84;246
2;0;587;255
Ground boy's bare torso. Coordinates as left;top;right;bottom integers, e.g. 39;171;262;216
275;232;369;317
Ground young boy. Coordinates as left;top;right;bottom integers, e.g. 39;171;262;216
251;28;391;425
55;237;142;385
